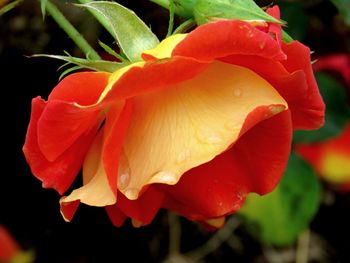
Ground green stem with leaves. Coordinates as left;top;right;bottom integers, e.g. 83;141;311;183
43;0;100;59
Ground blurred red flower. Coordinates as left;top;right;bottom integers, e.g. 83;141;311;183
0;225;20;262
23;6;324;227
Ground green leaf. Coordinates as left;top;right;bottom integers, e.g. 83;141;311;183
238;153;321;246
330;0;350;26
0;0;22;16
279;2;309;41
193;0;284;25
294;72;350;143
32;54;127;73
40;0;48;18
98;41;128;62
282;30;293;43
79;1;159;62
59;65;83;80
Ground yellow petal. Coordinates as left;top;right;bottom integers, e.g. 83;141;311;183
142;34;187;59
61;131;116;206
119;61;288;200
321;152;350;184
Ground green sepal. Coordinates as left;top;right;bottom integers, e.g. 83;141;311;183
193;0;284;25
32;54;127;73
79;1;159;62
238;153;321;246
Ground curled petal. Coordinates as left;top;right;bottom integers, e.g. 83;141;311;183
23;97;99;194
222;54;324;130
280;41;325;129
172;20;286;62
118;61;288;200
36;72;110;161
61;131;116;207
161;109;292;221
49;72;110;105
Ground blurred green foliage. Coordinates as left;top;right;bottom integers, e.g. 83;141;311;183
238;153;321;246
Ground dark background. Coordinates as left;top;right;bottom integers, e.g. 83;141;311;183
1;0;349;262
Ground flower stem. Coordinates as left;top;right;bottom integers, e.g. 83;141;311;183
173;18;195;34
166;0;175;37
296;229;310;263
168;212;181;255
185;216;240;261
43;0;100;59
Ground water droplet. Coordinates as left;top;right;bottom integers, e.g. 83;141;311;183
259;41;266;49
197;127;222;144
233;88;242;97
246;30;254;38
118;172;130;190
124;188;139;200
177;150;191;164
151;171;178;185
118;150;131;190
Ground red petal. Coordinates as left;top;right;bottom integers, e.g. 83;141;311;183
37;101;101;161
49;72;110;105
60;200;80;222
115;187;164;225
280;41;325;129
266;6;282;46
104;57;207;101
221;54;325;130
105;205;127;227
172;20;286;62
37;72;110;161
161;108;292;220
103;100;133;195
23;97;99;194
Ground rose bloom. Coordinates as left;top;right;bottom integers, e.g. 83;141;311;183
23;7;324;227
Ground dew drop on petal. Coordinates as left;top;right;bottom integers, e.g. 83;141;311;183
118;150;131;190
118;172;130;190
124;188;140;200
233;88;242;97
151;171;178;185
259;41;266;49
197;127;223;144
177;150;191;164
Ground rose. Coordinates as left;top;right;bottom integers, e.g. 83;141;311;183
23;6;324;227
